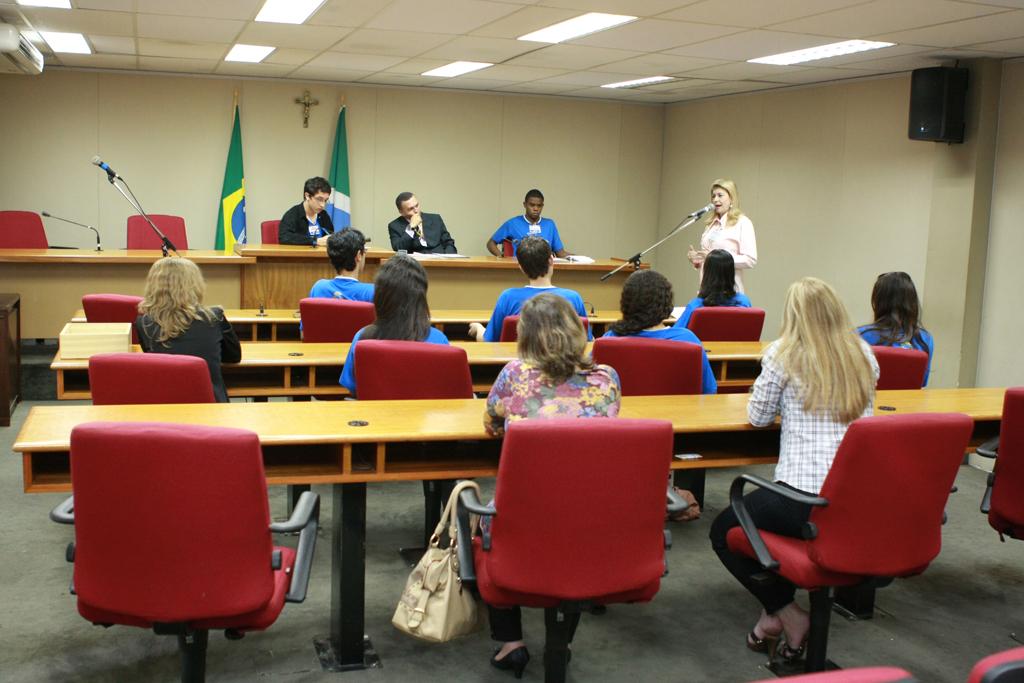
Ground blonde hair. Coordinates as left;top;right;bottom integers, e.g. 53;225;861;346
138;257;215;345
705;178;743;228
517;293;592;383
774;277;875;423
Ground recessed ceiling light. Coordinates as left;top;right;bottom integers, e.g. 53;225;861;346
748;40;895;66
602;76;674;89
40;31;90;54
17;0;72;8
421;61;493;78
518;12;636;44
225;44;275;63
255;0;325;25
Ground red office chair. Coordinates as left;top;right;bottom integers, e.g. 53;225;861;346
89;353;215;405
299;297;375;343
871;346;929;390
687;307;765;341
969;646;1024;683
127;214;189;250
981;388;1024;540
750;668;917;683
457;418;678;683
502;239;515;257
726;413;973;673
261;220;280;245
592;337;703;396
50;422;319;683
0;210;49;248
499;313;589;342
82;294;143;344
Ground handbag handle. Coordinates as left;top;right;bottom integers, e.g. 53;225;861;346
431;480;480;547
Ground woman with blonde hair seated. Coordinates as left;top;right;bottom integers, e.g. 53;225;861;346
709;277;878;664
134;257;241;403
482;292;621;677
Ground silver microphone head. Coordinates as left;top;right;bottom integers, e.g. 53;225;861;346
41;211;51;217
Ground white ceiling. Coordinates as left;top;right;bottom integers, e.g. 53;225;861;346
1;0;1022;103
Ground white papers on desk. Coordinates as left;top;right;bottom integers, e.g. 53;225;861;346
554;255;595;264
409;252;471;260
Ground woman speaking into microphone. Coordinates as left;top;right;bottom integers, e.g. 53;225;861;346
688;179;757;293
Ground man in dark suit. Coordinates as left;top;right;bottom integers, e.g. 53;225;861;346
387;192;457;254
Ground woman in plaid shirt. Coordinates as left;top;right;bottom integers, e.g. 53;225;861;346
709;277;879;664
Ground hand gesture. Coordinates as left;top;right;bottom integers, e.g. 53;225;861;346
687;244;706;268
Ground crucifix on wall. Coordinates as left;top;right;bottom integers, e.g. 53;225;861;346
294;90;319;128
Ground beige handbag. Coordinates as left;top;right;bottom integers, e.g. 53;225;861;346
392;480;482;642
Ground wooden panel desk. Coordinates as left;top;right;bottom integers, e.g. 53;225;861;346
51;340;769;399
11;388;1006;670
0;249;253;338
235;244;641;312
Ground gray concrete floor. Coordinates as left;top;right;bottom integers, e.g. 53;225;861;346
2;399;1022;683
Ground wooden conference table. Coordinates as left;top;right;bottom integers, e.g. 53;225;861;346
12;388;1005;670
50;340;770;399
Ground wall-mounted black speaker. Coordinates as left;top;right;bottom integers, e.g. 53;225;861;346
908;66;968;143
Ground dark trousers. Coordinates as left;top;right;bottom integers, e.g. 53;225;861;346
709;486;813;614
488;605;582;644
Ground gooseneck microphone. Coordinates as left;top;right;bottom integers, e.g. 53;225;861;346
41;211;103;251
688;203;714;218
91;155;120;182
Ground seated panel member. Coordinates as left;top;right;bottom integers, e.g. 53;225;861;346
469;235;592;343
604;269;717;394
309;229;374;302
387;192;457;254
674;249;752;329
487;188;569;258
279;176;336;246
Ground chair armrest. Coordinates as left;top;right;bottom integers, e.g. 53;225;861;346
50;496;75;525
666;487;688;515
455;484;495;585
729;474;828;571
981;471;995;514
270;491;320;603
976;437;999;459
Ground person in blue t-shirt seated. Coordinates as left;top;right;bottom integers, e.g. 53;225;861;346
278;176;336;246
857;271;934;386
674;248;752;330
469;235;592;343
605;269;717;394
339;254;449;396
486;189;569;258
308;228;374;302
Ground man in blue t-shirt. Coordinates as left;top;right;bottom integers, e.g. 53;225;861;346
308;228;374;302
486;189;569;258
470;236;591;342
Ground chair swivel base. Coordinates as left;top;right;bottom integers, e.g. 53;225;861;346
314;635;381;672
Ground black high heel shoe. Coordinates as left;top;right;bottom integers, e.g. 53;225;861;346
491;646;530;679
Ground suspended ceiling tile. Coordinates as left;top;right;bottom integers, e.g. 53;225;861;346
214;62;298;77
572;18;741;52
305;51;406;72
808;43;931;67
136;0;260;21
308;0;394;28
89;34;135;55
77;0;136;10
595;52;728;76
358;72;446;86
290;65;375;82
20;8;134;35
136;14;245;43
965;36;1024;53
763;65;875;84
682;61;806;81
660;0;868;28
468;63;568;81
265;48;320;66
137;55;218;73
469;5;578;39
665;29;842;61
495;81;586;94
366;0;522;35
54;53;137;68
505;43;643;69
534;69;640;86
331;28;454;57
137;39;228;60
769;0;1006;38
383;58;452;75
874;10;1024;47
235;22;352;51
535;0;699;17
428;77;520;90
418;35;539;62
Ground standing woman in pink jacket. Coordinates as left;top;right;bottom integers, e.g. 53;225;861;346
688;178;758;294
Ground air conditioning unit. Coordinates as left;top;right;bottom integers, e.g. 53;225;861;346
0;23;44;75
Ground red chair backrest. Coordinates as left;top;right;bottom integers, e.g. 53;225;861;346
807;413;973;577
70;422;274;622
88;353;215;405
968;646;1024;683
487;418;673;599
499;314;589;342
299;297;376;343
871;346;929;390
989;388;1024;538
126;215;189;250
0;210;49;248
355;340;472;399
82;294;143;344
261;220;280;245
592;337;703;396
687;307;765;341
502;239;515;257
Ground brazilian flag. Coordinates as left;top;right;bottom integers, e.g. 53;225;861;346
215;105;246;252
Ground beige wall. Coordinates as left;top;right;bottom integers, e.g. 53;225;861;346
0;70;664;257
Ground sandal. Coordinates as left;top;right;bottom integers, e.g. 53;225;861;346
746;630;779;656
774;639;805;664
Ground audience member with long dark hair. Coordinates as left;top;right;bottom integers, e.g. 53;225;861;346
674;248;752;329
857;271;934;385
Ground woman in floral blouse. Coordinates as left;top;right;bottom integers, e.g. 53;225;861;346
482;292;621;677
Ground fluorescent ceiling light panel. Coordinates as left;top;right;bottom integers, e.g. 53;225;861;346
17;0;72;8
255;0;325;24
602;76;674;89
40;31;90;54
421;61;493;78
518;12;636;44
748;40;895;66
225;44;275;63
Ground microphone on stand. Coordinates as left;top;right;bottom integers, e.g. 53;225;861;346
90;155;120;183
688;203;714;218
41;211;103;251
